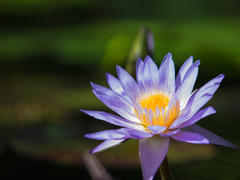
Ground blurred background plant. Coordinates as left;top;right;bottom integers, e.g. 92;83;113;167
0;0;240;179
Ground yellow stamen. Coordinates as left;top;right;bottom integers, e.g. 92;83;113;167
140;94;169;112
134;93;180;128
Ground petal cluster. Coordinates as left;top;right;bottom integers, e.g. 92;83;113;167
82;53;238;180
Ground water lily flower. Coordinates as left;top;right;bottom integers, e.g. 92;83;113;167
82;53;238;180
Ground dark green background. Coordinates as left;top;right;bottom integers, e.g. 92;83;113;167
0;0;240;179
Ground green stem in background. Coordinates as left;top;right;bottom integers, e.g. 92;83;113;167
125;27;154;78
159;155;174;180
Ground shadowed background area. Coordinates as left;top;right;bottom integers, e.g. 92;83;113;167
0;0;240;179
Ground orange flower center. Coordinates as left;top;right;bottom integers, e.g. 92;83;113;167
140;94;170;111
134;93;180;128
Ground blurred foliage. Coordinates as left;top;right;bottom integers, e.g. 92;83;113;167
1;19;240;78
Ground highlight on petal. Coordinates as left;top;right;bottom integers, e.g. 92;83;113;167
90;139;126;153
116;65;141;100
106;73;127;98
178;90;213;122
159;52;175;94
139;136;169;180
92;90;138;122
178;60;200;107
186;124;239;149
175;55;193;91
142;55;159;89
147;125;167;134
80;110;144;130
91;82;132;105
85;128;130;140
188;93;213;118
81;110;124;126
171;130;209;144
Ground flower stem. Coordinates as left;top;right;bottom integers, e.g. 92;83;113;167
159;155;174;180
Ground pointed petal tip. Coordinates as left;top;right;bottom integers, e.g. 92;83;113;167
162;52;172;62
80;109;92;115
105;72;110;79
203;138;210;144
90;82;94;88
116;65;126;78
195;60;201;66
89;148;100;154
166;52;172;59
218;141;240;150
187;124;240;149
218;74;225;81
84;134;90;138
186;55;193;63
144;55;153;62
89;149;94;154
136;57;144;71
209;106;217;114
136;57;144;66
116;64;122;71
230;144;240;150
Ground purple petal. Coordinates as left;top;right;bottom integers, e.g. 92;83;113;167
106;73;124;94
159;53;175;94
90;139;126;153
85;128;130;140
81;110;121;126
199;74;224;92
80;110;143;129
147;125;167;134
178;60;200;107
178;106;216;128
177;90;213;123
106;73;130;100
91;82;132;105
92;90;138;122
136;57;144;84
186;124;239;149
171;130;209;144
139;136;169;180
175;55;193;91
188;94;213;118
160;129;180;137
142;55;159;89
195;74;224;100
127;129;153;139
116;65;141;100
